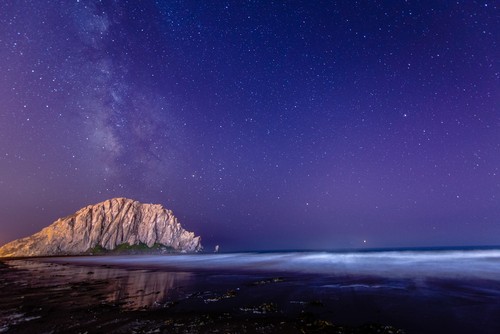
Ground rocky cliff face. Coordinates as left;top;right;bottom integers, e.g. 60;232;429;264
0;198;202;257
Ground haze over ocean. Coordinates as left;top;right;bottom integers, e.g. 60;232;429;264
0;1;498;251
47;247;500;281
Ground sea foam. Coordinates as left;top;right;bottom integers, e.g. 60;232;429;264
46;249;500;281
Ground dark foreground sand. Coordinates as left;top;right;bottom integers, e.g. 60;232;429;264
1;256;498;333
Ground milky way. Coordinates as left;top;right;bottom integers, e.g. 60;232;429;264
0;1;498;250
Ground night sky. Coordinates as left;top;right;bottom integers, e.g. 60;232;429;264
0;1;498;251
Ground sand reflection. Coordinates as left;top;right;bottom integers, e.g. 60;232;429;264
102;269;191;309
6;259;192;310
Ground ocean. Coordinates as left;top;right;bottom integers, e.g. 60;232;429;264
2;247;500;333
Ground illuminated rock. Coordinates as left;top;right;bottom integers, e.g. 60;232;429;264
0;198;202;257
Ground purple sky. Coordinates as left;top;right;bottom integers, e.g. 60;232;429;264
0;1;498;251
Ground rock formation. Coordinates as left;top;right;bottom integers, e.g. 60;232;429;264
0;198;202;257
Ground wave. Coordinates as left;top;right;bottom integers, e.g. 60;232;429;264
46;249;500;281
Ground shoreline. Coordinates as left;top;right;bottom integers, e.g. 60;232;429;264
0;257;406;333
2;254;500;333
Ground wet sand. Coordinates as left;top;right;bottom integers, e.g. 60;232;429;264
1;256;499;333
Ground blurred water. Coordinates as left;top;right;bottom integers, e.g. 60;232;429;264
47;249;500;280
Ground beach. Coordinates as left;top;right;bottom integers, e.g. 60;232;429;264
1;251;500;333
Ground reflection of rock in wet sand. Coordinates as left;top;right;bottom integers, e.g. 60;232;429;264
104;270;190;309
6;260;191;310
